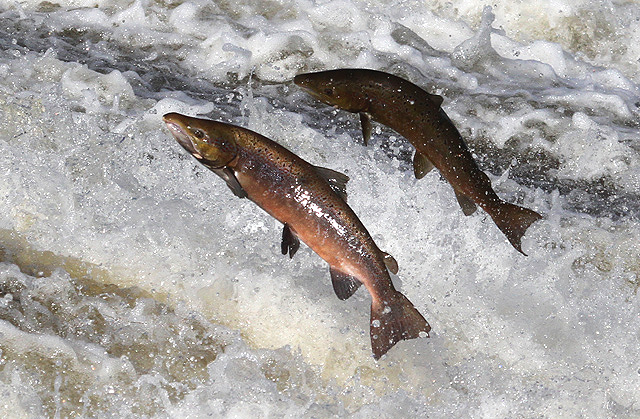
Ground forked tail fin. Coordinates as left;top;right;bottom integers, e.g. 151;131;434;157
490;202;542;255
370;292;431;360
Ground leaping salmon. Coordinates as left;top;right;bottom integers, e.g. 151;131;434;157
163;112;430;359
294;69;542;255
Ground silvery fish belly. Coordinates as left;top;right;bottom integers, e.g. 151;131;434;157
163;112;430;359
294;69;542;255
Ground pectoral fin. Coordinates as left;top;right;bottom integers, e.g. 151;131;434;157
359;112;373;146
281;224;300;258
330;268;362;300
313;165;349;201
413;152;435;179
382;252;398;275
455;190;477;216
212;167;247;199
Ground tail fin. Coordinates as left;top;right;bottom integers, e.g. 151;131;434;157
370;292;431;360
490;202;542;255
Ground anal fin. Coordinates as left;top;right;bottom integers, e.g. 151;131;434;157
413;152;435;179
330;267;362;300
455;190;477;216
382;251;398;275
281;224;300;258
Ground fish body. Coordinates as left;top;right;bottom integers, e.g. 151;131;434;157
294;69;542;254
163;112;430;359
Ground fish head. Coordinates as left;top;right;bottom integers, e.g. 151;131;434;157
163;113;238;169
294;70;366;112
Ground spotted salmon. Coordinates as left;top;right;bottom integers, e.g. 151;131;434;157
294;69;542;254
163;112;430;359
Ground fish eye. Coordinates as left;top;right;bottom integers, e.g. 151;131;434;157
193;129;205;139
324;88;333;96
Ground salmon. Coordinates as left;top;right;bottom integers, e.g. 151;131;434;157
294;69;542;254
163;112;430;359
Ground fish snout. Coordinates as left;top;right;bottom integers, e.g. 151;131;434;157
294;78;326;102
163;113;196;153
293;74;320;95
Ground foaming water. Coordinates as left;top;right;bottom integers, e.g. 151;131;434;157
0;0;639;417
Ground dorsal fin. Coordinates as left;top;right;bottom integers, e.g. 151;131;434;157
313;165;349;201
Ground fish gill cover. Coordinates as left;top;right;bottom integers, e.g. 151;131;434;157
0;0;639;417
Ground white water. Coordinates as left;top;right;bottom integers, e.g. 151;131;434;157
0;0;639;417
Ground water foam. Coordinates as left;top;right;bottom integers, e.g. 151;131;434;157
0;0;639;417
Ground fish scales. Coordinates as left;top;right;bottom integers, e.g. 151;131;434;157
232;127;380;278
361;78;493;203
294;69;542;254
163;112;430;359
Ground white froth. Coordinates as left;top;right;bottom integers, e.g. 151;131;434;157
0;0;639;417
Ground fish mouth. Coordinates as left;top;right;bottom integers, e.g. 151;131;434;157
293;76;335;104
294;81;326;102
293;75;316;94
293;74;308;87
163;114;196;154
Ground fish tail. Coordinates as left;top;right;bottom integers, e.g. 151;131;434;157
370;291;430;360
490;202;542;255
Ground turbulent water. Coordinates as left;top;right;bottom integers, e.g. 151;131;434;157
0;0;639;417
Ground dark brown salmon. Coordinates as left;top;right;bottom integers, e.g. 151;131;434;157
163;112;430;359
294;69;542;255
